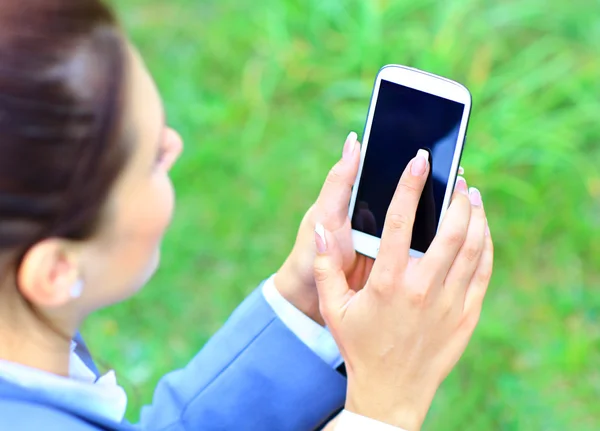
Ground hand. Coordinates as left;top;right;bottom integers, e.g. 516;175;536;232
274;132;374;325
313;151;493;430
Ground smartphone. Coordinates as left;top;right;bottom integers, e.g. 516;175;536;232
348;64;472;259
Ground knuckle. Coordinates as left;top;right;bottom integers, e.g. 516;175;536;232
476;265;494;285
396;181;420;197
444;227;466;248
313;262;331;283
407;288;428;307
325;164;344;185
386;212;411;232
462;242;482;263
373;269;396;291
476;252;494;284
405;274;431;306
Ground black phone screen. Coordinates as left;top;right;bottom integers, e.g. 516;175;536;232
351;79;466;253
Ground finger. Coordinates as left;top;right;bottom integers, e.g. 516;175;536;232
315;132;361;226
453;175;467;193
458;166;465;176
313;223;354;322
463;221;494;314
374;149;430;281
419;177;471;286
443;187;487;301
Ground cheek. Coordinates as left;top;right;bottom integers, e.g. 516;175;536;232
131;176;174;260
139;177;175;240
123;176;174;246
104;176;175;299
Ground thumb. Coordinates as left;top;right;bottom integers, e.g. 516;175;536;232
314;132;360;226
313;223;352;321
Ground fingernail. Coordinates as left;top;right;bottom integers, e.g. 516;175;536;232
455;176;468;195
469;187;482;207
411;149;429;176
315;223;327;253
458;166;465;175
342;132;358;161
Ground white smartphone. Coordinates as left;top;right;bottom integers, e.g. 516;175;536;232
348;64;472;259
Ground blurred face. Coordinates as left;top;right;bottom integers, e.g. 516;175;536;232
4;39;183;369
74;43;183;312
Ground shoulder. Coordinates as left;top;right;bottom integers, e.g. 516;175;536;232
0;398;101;431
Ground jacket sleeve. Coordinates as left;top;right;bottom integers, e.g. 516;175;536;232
137;285;347;431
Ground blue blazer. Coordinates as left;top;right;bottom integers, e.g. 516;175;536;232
0;286;347;430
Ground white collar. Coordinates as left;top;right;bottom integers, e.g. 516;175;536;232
0;343;127;423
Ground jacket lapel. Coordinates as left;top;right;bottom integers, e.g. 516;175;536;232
73;332;101;380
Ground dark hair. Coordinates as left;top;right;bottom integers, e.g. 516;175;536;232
0;0;129;272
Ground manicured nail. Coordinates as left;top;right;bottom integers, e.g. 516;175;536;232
455;176;468;195
458;166;465;175
411;149;429;176
315;223;327;253
469;187;482;207
342;132;358;161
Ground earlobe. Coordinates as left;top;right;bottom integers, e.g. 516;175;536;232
70;279;85;299
17;239;82;308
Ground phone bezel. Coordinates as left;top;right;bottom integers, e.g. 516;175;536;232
348;64;472;259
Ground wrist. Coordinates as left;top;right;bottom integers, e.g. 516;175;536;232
345;383;428;431
274;264;324;326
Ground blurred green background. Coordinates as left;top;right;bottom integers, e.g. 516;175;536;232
84;0;600;428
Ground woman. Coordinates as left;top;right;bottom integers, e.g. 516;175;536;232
0;1;492;430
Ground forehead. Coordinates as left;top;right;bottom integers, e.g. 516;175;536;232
123;42;163;158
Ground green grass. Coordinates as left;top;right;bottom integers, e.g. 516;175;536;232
84;0;600;428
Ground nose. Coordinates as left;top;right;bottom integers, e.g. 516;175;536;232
164;127;184;170
167;128;184;155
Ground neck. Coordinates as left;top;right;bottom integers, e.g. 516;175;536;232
0;289;73;377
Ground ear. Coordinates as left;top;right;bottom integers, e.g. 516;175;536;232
17;239;82;308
